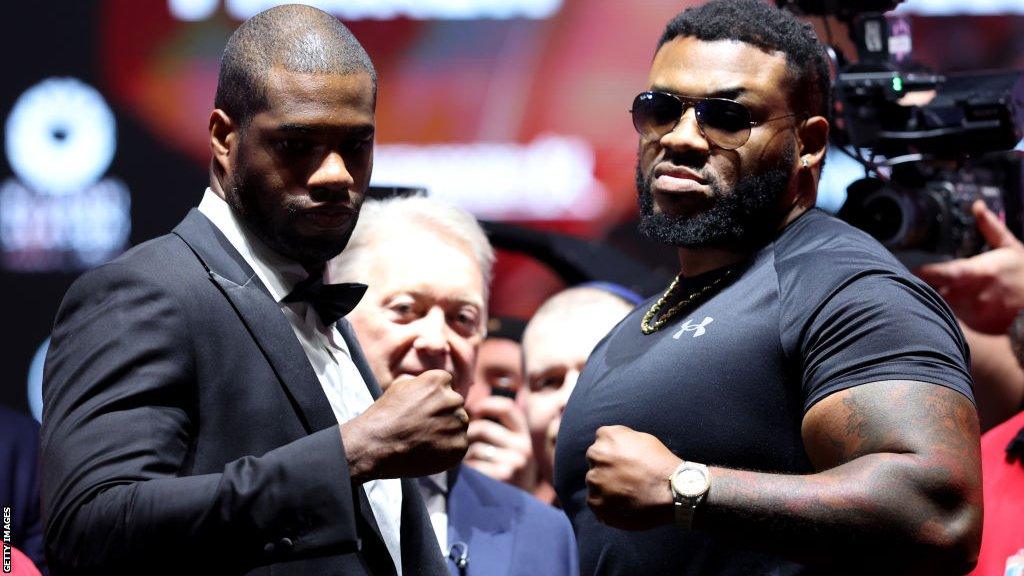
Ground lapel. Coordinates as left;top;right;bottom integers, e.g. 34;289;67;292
446;465;515;576
173;210;338;433
401;477;450;576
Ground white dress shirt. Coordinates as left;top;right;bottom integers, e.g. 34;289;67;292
199;189;404;574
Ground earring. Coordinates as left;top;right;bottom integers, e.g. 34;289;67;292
801;157;809;169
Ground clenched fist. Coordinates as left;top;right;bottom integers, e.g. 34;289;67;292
341;369;469;482
585;425;681;531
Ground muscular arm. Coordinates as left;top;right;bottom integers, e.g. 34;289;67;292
701;380;982;573
587;382;981;573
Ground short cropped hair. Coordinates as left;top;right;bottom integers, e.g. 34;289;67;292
659;0;831;120
214;4;377;127
521;286;634;365
524;287;634;339
331;197;495;301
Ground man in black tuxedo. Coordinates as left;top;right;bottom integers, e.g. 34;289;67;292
40;5;466;575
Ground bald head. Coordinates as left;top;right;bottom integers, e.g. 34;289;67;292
523;287;634;355
215;4;377;127
521;286;634;487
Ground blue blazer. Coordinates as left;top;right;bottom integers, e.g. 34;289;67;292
446;466;578;576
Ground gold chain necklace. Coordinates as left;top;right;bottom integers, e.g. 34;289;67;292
640;268;734;335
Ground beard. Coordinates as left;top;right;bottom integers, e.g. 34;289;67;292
636;146;796;249
225;171;356;268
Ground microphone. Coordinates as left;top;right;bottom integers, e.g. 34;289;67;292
448;541;469;571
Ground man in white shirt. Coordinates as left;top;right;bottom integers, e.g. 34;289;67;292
41;6;462;575
332;197;578;576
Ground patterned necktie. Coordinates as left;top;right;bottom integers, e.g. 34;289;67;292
283;274;367;325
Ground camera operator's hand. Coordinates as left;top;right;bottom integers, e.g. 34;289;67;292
463;395;538;491
916;200;1024;334
340;369;469;482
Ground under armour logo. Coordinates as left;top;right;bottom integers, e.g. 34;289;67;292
673;316;714;339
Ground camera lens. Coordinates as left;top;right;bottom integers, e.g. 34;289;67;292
861;194;904;244
842;185;941;252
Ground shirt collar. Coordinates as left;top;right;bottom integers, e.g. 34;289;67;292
197;188;311;303
419;471;449;495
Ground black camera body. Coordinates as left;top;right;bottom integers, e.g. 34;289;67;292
778;0;1024;263
841;164;1011;261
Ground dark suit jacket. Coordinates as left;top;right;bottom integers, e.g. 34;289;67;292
446;466;577;576
0;406;45;573
40;209;447;576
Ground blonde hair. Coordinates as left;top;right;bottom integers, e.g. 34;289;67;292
331;196;495;299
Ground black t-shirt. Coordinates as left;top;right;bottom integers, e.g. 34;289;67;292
554;209;974;576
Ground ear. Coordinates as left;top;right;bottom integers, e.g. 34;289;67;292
209;109;237;177
796;115;829;171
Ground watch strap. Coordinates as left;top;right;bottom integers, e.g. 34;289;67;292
674;499;698;529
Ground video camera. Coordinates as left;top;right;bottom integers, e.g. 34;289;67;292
778;0;1024;264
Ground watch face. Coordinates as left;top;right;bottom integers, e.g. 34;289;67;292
672;468;709;498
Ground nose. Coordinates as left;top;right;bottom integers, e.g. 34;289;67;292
413;307;451;361
658;106;710;158
308;150;355;195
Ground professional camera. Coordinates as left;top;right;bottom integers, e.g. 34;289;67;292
778;0;1024;264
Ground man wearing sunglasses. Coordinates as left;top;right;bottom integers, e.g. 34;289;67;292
554;1;981;574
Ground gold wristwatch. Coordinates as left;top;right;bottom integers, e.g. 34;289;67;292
669;461;710;530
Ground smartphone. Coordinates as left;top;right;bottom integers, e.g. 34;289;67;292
490;386;517;399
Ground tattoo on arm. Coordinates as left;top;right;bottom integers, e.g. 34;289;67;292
699;381;982;573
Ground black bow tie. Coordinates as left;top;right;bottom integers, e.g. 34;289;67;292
283;274;367;326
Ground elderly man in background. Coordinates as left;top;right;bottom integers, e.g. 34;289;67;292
331;196;577;576
520;286;635;505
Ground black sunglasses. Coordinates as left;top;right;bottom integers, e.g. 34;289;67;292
630;91;799;150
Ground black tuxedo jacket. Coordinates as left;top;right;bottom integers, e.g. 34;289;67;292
40;210;447;576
